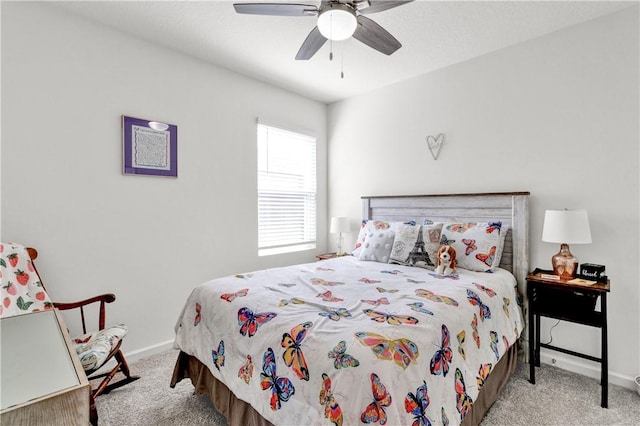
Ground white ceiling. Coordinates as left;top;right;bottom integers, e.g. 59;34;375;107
53;0;635;104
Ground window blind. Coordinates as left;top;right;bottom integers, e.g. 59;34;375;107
257;123;317;255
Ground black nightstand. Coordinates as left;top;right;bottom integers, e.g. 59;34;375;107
527;268;610;408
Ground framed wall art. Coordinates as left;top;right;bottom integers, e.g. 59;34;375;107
122;115;177;177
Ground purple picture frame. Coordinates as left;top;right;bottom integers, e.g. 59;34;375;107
122;115;177;177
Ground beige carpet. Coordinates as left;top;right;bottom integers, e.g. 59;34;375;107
97;349;640;425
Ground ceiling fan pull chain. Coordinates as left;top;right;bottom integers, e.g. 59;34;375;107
341;46;345;79
329;37;333;60
329;12;334;61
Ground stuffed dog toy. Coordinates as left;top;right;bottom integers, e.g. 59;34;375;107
435;245;457;275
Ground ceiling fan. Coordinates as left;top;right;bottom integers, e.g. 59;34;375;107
233;1;414;60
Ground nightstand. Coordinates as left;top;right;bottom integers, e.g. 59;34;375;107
316;253;340;261
527;268;610;408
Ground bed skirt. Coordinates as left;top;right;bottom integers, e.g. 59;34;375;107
170;344;518;426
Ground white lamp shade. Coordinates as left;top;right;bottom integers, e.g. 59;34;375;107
317;6;357;41
542;209;592;244
330;217;351;234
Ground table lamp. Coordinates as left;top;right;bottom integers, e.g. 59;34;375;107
330;217;351;256
541;209;592;280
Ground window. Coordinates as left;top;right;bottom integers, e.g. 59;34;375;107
257;122;317;256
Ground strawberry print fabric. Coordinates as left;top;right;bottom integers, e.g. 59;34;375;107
0;242;53;318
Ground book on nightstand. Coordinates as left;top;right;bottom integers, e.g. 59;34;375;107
530;269;597;287
567;277;597;286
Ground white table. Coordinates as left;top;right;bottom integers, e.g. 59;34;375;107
1;309;90;425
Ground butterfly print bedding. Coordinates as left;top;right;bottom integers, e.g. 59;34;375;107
355;331;419;370
466;289;492;321
319;373;343;426
281;322;312;381
405;381;432;426
211;340;225;371
221;288;249;302
361;297;390;306
193;303;202;326
455;368;473;421
238;307;277;337
363;309;419;325
476;363;492;390
361;373;392;425
327;340;360;369
430;324;453;377
317;290;344;302
260;347;295;411
279;297;305;307
238;354;254;384
174;256;522;426
318;308;352;321
407;302;434;316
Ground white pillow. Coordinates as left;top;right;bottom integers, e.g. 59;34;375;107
358;227;396;263
388;222;421;265
388;221;444;270
414;221;444;270
352;220;404;257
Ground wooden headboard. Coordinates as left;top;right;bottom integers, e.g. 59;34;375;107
361;192;530;296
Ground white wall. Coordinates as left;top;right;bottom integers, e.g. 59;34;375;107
3;1;638;390
1;2;327;358
328;8;639;388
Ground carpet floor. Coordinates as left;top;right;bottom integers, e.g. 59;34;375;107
97;349;640;425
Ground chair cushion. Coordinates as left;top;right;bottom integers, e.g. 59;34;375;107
73;324;128;372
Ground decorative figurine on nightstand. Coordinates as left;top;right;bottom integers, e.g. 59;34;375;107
435;245;457;275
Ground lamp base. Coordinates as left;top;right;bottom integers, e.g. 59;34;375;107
551;243;578;280
336;233;344;256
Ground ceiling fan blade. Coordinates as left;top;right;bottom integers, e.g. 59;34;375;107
357;0;414;15
353;15;401;55
233;3;318;16
295;26;328;60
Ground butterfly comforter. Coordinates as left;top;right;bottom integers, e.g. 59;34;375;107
173;256;523;426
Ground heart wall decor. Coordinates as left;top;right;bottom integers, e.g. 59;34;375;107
426;133;445;160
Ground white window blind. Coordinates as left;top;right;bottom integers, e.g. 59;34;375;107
257;123;317;256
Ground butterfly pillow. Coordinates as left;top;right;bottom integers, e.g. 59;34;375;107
440;222;509;272
351;220;369;257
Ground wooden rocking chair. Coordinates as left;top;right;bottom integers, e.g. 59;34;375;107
26;247;140;425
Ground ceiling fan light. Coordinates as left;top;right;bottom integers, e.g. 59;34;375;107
317;5;357;41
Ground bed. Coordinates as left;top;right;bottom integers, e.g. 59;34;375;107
171;192;530;426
